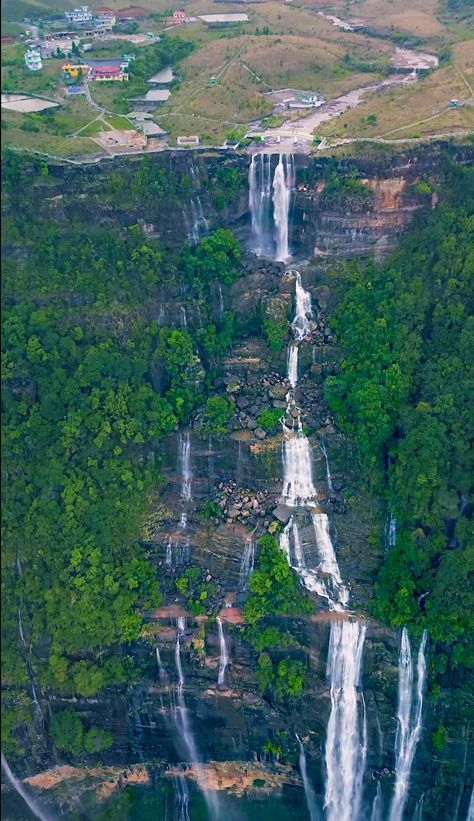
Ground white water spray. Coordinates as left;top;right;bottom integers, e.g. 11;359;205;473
389;629;428;821
216;617;229;687
324;620;367;821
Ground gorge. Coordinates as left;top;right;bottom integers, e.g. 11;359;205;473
1;144;473;821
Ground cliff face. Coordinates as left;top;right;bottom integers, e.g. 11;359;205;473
2;144;473;821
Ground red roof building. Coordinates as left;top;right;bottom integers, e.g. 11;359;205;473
92;65;128;80
95;5;115;13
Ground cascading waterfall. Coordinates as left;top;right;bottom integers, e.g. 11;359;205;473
272;154;292;261
239;541;256;591
389;628;428;821
179;433;192;502
292;271;313;339
173;618;220;820
296;735;319;821
278;270;368;821
324;620;367;821
1;753;52;821
216;617;229;687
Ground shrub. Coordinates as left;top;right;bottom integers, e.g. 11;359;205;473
202;395;234;435
257;408;283;433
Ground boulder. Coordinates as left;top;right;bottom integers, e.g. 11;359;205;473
254;428;267;440
272;504;292;524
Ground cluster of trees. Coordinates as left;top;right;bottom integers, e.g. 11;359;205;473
244;535;312;703
1;156;246;754
325;162;474;674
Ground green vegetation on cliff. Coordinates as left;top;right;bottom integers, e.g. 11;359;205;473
325;162;474;673
1;155;245;754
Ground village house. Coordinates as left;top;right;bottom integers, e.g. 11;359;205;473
165;10;186;25
65;5;93;23
24;46;43;71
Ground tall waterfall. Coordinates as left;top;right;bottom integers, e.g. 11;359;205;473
296;735;319;821
249;153;294;260
216;617;230;687
249;153;273;256
324;620;367;821
179;433;192;502
292;271;313;339
279;270;368;821
389;629;428;821
273;154;292;261
239;541;256;590
1;753;52;821
173;618;220;819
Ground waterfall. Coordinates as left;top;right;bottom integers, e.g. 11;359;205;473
217;283;224;317
324;620;367;821
272;154;291;261
179;512;187;529
216;617;229;687
180;306;188;328
467;786;474;821
370;782;383;821
296;735;319;821
156;647;167;682
389;629;428;821
174;771;191;821
278;270;368;820
173;618;220;819
179;433;192;502
249;153;294;259
281;434;317;506
287;344;299;389
292;271;312;340
413;793;425;821
310;512;349;609
385;514;397;550
249;153;273;256
239;541;256;591
319;439;333;493
18;607;27;647
1;753;52;821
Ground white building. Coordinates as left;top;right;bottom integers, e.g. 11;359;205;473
24;46;43;71
65;5;93;23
